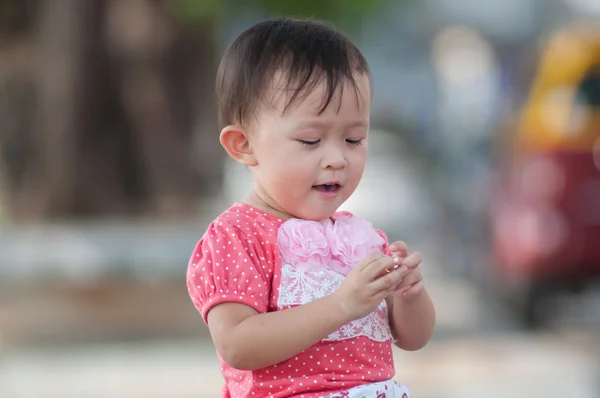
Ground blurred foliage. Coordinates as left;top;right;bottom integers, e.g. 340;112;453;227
0;0;390;220
170;0;385;32
169;0;221;20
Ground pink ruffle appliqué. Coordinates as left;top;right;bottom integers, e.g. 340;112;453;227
276;214;385;276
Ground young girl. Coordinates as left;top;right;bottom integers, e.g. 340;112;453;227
187;17;435;398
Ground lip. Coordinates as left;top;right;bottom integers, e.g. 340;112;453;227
313;188;340;199
316;180;342;186
312;181;343;199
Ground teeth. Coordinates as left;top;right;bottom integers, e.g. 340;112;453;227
313;183;339;192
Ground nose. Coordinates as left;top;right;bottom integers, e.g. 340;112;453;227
322;143;347;170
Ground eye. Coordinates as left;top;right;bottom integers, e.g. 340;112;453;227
346;138;364;146
298;139;320;146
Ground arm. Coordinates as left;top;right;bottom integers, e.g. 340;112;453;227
207;295;349;370
386;287;435;351
207;252;404;371
381;239;436;351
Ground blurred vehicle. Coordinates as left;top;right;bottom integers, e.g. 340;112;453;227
489;22;600;328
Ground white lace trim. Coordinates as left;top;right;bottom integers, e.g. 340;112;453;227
277;262;393;343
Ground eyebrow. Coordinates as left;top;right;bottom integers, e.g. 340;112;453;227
294;120;369;130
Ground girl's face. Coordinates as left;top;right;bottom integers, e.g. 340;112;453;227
246;74;371;221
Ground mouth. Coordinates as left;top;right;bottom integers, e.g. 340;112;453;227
312;182;342;193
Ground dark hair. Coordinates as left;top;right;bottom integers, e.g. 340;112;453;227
216;17;371;129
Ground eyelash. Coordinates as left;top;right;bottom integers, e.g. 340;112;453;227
298;139;364;147
346;139;364;147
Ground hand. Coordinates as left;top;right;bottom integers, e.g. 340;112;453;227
389;240;425;300
333;251;406;322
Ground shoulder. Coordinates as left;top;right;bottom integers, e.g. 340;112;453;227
205;203;282;242
187;204;283;320
192;203;284;265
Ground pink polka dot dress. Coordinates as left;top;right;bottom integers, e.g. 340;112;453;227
187;203;409;397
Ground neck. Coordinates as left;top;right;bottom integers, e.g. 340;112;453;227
242;189;294;220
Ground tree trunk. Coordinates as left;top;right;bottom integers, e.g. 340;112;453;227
15;0;99;219
2;0;223;220
106;0;222;216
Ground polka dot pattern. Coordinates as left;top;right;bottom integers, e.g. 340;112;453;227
187;203;397;397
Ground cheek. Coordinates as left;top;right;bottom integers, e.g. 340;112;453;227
255;141;291;168
264;154;312;182
349;149;367;172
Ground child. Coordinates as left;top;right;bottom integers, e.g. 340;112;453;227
187;17;435;398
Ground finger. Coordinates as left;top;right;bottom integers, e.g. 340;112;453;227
364;256;396;280
400;280;425;298
389;241;409;257
395;264;410;278
403;251;423;269
386;256;403;273
393;268;422;290
397;273;423;292
375;288;393;302
375;263;409;283
393;281;405;291
391;275;407;291
355;251;385;272
370;267;404;293
399;269;422;286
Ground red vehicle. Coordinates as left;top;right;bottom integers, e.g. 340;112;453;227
489;22;600;328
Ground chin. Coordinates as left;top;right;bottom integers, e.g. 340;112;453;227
294;207;339;222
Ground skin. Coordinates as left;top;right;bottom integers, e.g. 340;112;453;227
387;241;436;351
208;72;435;370
220;72;370;221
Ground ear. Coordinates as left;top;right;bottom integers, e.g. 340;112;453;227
219;125;257;167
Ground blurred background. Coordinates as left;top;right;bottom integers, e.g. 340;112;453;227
1;0;600;397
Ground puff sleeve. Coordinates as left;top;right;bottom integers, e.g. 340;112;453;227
187;220;273;324
376;229;393;257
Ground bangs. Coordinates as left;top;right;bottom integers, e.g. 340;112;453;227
216;18;370;128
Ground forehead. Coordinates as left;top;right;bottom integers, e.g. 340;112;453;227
264;70;371;117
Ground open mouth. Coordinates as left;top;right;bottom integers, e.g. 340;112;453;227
313;183;341;193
